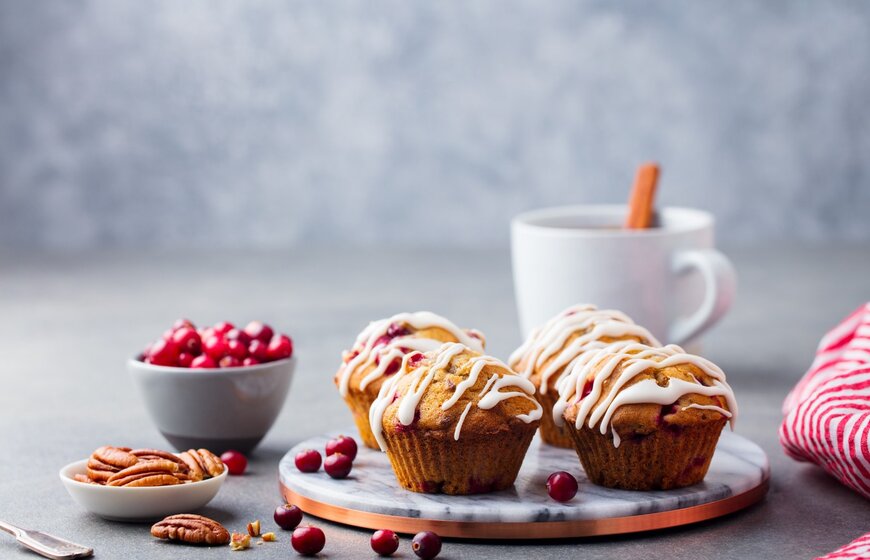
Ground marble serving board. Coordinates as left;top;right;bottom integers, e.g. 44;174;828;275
278;429;769;539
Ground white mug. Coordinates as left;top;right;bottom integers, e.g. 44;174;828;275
511;205;736;345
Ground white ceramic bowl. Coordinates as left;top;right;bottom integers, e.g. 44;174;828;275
59;459;227;521
128;356;296;453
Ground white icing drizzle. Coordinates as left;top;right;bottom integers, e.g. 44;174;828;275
337;311;485;397
509;304;660;394
553;341;738;448
454;403;473;441
682;403;733;418
369;342;543;451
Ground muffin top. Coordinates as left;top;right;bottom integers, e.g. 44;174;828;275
553;341;737;447
369;342;542;450
509;304;660;394
335;312;485;398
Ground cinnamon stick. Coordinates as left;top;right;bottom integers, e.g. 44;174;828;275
624;162;660;229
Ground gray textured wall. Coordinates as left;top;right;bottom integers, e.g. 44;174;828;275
1;1;869;250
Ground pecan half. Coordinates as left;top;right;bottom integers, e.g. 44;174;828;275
196;448;225;478
180;449;224;479
151;514;230;546
93;446;138;469
130;449;190;474
178;451;205;482
106;459;179;486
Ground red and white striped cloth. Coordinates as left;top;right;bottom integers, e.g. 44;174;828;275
817;533;870;560
780;303;870;560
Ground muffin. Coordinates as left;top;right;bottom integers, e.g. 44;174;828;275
335;312;485;449
553;341;737;490
369;342;542;494
509;304;659;448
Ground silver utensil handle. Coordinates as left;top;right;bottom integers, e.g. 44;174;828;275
0;520;93;559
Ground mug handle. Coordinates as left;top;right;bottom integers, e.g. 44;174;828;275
668;248;737;345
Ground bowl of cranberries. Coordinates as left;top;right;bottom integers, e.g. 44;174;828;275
129;319;296;454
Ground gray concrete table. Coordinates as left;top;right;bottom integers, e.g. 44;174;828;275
1;245;868;559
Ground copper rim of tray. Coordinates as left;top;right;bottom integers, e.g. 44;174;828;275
279;475;769;539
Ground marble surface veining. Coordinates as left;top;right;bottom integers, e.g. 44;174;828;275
279;429;769;524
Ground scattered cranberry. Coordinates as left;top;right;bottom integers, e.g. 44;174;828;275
162;328;175;341
213;321;235;335
371;529;399;556
323;453;352;479
177;352;194;368
220;450;247;475
274;504;303;530
245;320;274;343
248;339;269;361
411;531;441;559
203;335;227;360
325;435;358;461
190;354;217;369
219;355;241;368
291;526;325;556
225;328;252;346
267;334;294;361
172;327;202;355
242;357;260;367
226;339;248;360
148;339;179;367
546;471;578;502
295;449;322;473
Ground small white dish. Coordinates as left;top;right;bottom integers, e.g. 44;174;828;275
59;459;227;521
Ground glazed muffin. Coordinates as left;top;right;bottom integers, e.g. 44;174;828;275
335;312;485;449
553;341;737;490
509;304;659;448
369;342;542;494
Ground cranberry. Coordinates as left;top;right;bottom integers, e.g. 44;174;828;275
325;435;358;461
203;336;227;359
411;531;441;559
581;378;594;399
172;318;195;331
248;339;269;361
291;526;325;556
199;327;215;341
407;352;425;368
226;339;248;360
295;449;322;473
267;334;293;361
386;323;411;338
242;357;260;367
219;355;241;368
191;354;217;369
213;321;235;335
149;339;180;367
383;358;401;375
274;504;303;530
244;321;274;343
220;450;247;475
172;327;202;355
546;471;578;502
225;328;252;346
162;328;175;341
323;453;352;479
371;529;399;556
177;352;194;367
373;335;392;348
